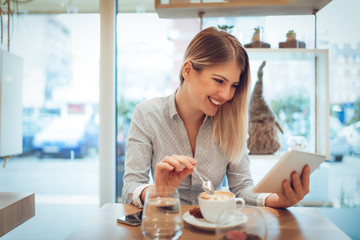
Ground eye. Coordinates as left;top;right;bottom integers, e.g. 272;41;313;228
213;78;223;84
231;84;239;89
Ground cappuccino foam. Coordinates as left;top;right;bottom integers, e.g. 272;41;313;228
199;191;233;200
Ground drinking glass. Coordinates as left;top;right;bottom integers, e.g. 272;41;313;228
141;186;183;240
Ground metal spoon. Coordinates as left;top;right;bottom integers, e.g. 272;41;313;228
193;167;215;195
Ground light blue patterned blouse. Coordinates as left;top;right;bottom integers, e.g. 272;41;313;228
122;92;268;207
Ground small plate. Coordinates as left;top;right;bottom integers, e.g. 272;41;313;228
183;211;216;231
183;211;248;232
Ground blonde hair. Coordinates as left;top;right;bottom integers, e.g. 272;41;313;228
180;27;251;163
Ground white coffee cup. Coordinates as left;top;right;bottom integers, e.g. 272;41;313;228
198;191;245;223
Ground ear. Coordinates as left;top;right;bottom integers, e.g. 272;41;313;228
182;61;193;82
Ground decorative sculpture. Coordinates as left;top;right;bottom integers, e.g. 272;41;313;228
247;61;283;154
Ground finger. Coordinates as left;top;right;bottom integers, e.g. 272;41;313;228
172;155;197;170
291;171;304;199
162;156;184;172
291;171;302;190
172;155;197;168
301;165;310;194
283;180;297;204
156;162;174;172
154;162;174;186
177;167;194;181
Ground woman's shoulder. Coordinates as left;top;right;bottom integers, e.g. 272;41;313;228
135;95;170;114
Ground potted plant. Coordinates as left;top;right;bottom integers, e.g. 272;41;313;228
217;24;234;33
245;26;271;48
279;30;306;48
286;30;297;41
252;26;261;42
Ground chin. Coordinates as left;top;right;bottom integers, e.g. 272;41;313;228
204;109;218;117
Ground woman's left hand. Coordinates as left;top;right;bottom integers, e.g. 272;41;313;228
265;165;310;208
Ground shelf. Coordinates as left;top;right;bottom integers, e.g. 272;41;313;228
0;192;35;237
246;48;328;61
155;0;332;18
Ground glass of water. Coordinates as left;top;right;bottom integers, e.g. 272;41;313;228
141;186;183;240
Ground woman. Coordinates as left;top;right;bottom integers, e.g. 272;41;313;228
122;27;310;208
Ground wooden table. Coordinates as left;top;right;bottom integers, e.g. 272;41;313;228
66;203;350;240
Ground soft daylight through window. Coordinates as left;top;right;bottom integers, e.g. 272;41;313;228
116;1;360;209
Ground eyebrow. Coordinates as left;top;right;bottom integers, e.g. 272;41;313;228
212;74;240;85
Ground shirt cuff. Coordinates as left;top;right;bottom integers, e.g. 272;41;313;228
132;184;152;208
256;193;271;206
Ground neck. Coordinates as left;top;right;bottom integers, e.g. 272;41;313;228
175;85;205;126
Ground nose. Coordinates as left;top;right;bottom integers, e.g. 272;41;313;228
219;86;234;101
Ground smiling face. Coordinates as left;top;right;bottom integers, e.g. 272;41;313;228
184;60;242;117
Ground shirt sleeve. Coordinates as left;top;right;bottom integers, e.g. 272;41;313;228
256;193;271;206
226;150;269;206
122;104;154;205
131;184;152;208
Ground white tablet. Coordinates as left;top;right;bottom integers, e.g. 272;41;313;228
252;150;326;193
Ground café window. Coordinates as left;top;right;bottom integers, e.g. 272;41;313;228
0;12;100;239
115;7;360;209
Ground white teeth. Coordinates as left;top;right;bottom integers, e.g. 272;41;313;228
210;97;220;106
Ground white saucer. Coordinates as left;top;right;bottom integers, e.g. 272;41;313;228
183;211;248;232
183;211;217;231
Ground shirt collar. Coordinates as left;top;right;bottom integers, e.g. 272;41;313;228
168;91;178;119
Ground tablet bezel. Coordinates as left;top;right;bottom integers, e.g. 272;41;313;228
252;150;326;193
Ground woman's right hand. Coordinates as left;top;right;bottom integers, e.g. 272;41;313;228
154;155;197;188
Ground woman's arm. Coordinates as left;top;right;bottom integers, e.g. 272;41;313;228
227;152;261;206
122;105;153;205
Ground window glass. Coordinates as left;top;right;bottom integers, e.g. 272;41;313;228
0;14;100;239
116;0;360;208
116;13;200;201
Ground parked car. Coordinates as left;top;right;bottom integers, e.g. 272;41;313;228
21;120;43;155
20;108;61;156
343;121;360;155
329;117;350;161
33;115;98;158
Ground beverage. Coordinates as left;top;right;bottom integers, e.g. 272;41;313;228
141;186;183;240
142;197;183;239
199;191;233;200
198;191;245;223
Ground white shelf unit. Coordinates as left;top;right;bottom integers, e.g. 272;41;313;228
155;0;332;18
154;1;331;159
247;48;329;159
